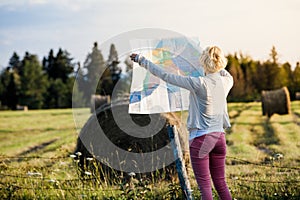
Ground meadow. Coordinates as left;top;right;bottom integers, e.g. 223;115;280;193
0;102;299;199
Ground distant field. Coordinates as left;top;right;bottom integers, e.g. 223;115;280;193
0;102;299;199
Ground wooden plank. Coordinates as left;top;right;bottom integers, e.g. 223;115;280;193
167;125;193;200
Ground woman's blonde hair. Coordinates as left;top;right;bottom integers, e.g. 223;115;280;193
199;46;227;73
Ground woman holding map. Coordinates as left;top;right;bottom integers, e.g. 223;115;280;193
131;46;233;200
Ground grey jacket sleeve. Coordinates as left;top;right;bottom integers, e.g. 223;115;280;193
219;69;233;129
136;55;203;91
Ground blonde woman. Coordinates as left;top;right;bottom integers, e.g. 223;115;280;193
131;46;233;200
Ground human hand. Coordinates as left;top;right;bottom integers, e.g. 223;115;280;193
130;53;139;62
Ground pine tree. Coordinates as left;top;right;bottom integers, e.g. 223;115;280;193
9;52;22;73
0;67;20;109
99;43;122;96
293;62;300;97
239;53;258;100
43;49;75;108
262;47;281;90
45;78;69;108
269;46;279;64
0;52;22;109
73;62;87;107
279;62;293;87
20;52;48;109
83;42;106;101
227;54;246;101
43;49;74;83
43;49;55;78
107;43;122;86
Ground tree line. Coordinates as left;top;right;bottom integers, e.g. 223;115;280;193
0;42;132;110
227;46;300;101
0;44;299;110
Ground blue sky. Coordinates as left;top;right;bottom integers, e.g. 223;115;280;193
0;0;299;69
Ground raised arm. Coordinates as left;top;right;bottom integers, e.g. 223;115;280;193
130;54;203;91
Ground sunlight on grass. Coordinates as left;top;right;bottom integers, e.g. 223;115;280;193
0;103;299;199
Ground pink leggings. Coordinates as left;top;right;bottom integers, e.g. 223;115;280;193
189;132;232;200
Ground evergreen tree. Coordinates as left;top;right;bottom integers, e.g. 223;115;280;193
73;62;87;107
6;71;21;109
43;49;75;108
44;78;68;108
293;62;300;97
269;46;279;64
239;53;258;100
43;48;74;82
0;68;11;108
0;52;23;109
20;52;48;109
43;49;55;78
279;62;293;87
107;43;122;86
254;61;268;92
227;54;246;101
99;43;122;96
254;47;281;92
83;42;106;101
9;52;22;73
0;67;20;109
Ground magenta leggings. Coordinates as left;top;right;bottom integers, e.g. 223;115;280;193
189;132;232;200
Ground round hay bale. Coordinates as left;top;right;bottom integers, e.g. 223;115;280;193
74;101;189;182
296;92;300;100
90;95;110;113
261;87;291;117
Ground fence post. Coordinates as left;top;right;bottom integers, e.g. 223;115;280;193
167;125;193;200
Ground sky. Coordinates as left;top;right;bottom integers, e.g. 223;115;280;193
0;0;300;70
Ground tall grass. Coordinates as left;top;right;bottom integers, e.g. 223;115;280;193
0;102;300;199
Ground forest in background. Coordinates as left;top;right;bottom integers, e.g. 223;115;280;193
0;43;300;110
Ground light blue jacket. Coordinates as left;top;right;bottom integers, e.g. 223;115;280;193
135;55;233;138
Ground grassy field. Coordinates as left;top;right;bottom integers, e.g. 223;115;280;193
0;102;299;199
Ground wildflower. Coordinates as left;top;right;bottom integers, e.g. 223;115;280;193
86;157;93;161
70;154;76;158
27;172;42;176
274;153;283;160
84;171;92;176
128;172;136;177
75;152;82;156
48;179;56;183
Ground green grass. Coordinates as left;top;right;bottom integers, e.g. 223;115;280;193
0;102;300;199
225;101;300;199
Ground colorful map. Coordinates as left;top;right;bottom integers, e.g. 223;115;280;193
129;37;204;114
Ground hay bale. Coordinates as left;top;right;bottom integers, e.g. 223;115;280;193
74;101;189;182
296;92;300;100
261;87;291;117
90;95;110;113
16;105;28;111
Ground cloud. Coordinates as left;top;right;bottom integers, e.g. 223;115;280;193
0;0;99;12
0;0;299;68
29;0;47;5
